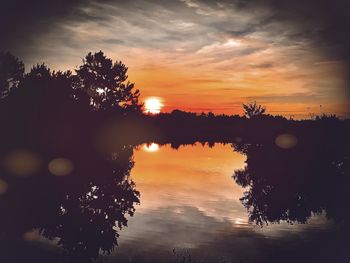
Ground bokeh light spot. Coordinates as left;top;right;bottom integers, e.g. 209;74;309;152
23;231;40;242
0;179;8;195
48;158;74;176
275;134;298;149
2;150;42;177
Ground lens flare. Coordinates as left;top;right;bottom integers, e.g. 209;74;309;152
0;179;8;195
48;158;74;176
2;149;42;177
275;134;298;149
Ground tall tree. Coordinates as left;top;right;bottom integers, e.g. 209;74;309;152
0;52;24;99
74;51;142;113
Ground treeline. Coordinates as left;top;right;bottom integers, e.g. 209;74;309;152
0;50;349;150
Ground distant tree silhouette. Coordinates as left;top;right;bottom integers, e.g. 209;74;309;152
315;113;339;122
243;101;266;119
0;52;24;99
73;51;142;113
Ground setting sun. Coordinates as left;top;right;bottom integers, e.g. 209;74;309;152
144;97;163;114
145;97;164;114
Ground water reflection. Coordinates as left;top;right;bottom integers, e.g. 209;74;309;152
110;142;349;263
143;143;160;152
0;136;349;262
0;144;139;262
233;132;350;225
130;143;246;222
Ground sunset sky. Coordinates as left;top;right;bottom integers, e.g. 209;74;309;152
1;0;349;118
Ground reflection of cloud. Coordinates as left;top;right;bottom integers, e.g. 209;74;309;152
114;204;337;263
132;144;247;222
119;205;238;250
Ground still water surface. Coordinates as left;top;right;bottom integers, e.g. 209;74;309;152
105;143;337;263
1;142;347;263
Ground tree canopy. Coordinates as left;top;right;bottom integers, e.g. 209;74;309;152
243;101;266;119
0;51;143;115
73;51;142;113
0;52;24;99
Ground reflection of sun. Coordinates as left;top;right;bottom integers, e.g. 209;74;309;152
143;143;159;152
144;97;163;114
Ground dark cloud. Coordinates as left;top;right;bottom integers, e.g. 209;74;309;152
0;0;115;55
2;0;349;59
103;38;125;45
250;62;274;69
232;0;350;60
225;28;257;37
0;0;75;47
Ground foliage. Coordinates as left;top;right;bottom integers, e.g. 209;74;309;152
0;51;24;98
73;51;142;112
242;101;266;119
315;113;339;122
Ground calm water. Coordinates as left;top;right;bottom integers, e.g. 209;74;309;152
104;144;341;263
0;143;348;263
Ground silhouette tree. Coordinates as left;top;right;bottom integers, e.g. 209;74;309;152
73;51;142;113
0;56;140;261
0;140;139;262
0;52;24;99
39;145;139;262
242;101;266;119
232;126;350;226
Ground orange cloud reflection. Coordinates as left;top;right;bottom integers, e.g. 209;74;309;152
131;143;247;223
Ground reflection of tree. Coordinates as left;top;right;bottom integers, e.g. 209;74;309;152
43;144;139;261
232;130;350;226
0;144;139;262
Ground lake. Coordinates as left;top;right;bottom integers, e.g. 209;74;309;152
0;142;348;263
108;143;343;263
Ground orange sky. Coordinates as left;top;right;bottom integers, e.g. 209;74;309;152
119;44;349;118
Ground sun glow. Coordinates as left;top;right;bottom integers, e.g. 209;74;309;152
144;97;163;114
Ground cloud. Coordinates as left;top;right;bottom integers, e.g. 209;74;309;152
246;92;323;104
2;0;349;61
1;0;348;116
233;0;350;60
